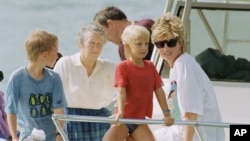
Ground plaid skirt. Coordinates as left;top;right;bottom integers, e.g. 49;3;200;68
65;107;111;141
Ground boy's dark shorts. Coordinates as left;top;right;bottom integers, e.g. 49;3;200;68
125;124;138;135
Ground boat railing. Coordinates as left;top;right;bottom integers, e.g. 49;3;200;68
52;114;230;141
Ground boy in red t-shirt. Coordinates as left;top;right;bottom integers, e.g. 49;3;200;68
102;25;174;141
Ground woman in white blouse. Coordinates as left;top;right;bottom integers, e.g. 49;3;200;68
53;23;116;141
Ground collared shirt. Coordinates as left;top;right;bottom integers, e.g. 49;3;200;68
53;53;117;109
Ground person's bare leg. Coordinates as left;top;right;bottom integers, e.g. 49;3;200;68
132;124;156;141
125;135;135;141
103;124;129;141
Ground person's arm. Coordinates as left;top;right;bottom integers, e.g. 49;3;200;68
116;87;126;123
184;112;198;141
54;108;64;141
155;87;174;126
7;113;18;141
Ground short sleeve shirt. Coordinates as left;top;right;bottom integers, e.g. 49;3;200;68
53;53;117;109
169;53;225;141
114;60;162;118
5;67;67;141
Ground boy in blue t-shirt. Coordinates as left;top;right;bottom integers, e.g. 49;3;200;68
5;29;67;141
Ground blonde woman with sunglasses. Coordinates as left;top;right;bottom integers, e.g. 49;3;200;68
151;13;225;141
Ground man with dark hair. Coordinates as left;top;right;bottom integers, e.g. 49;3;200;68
94;6;154;61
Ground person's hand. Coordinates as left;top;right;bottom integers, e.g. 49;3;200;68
164;115;175;126
56;134;63;141
109;114;116;118
115;113;122;124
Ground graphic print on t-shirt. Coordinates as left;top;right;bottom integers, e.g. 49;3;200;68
29;92;52;118
167;80;177;110
168;80;181;120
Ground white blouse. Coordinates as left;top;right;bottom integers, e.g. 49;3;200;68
53;53;117;109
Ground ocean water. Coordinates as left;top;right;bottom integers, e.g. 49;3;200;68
0;0;167;91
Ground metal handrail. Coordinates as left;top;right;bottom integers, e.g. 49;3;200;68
52;114;230;141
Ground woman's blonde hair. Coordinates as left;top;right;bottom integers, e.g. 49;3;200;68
26;29;58;62
121;24;150;59
151;12;185;43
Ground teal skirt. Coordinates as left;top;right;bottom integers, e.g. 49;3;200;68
65;107;111;141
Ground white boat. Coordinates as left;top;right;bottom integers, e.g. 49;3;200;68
53;0;250;141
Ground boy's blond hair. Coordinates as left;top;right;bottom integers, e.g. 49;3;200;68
26;29;58;62
121;25;150;59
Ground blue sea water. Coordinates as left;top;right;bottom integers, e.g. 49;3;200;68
0;0;167;91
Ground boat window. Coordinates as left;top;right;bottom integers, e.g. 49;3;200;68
159;3;250;82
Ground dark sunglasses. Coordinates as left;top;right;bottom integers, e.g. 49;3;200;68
154;38;178;48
